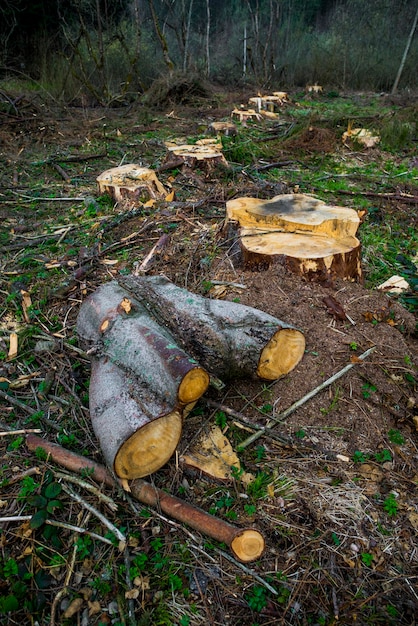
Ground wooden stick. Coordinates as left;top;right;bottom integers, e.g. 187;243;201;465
26;434;265;563
238;346;376;449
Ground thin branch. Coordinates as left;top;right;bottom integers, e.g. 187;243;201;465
61;483;126;545
238;347;376;449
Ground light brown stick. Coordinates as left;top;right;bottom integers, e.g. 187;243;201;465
26;434;265;563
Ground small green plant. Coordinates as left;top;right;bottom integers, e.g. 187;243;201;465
349;341;358;351
388;429;405;445
295;429;306;439
331;532;341;546
352;450;367;464
245;585;268;612
383;493;398;517
374;449;392;463
254;445;266;461
214;410;227;429
244;503;257;517
361;382;377;399
361;552;374;567
246;471;272;500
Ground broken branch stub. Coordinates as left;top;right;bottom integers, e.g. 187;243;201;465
118;275;305;381
225;193;362;281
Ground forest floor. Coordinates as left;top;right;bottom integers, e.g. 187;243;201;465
0;83;417;625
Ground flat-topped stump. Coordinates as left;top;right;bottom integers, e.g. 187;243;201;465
225;193;362;281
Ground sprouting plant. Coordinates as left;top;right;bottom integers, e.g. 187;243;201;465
7;436;24;451
352;450;367;463
255;445;266;461
244;503;257;516
361;382;377;399
383;493;398;517
18;475;39;500
246;471;272;499
374;449;392;463
245;585;268;612
295;429;306;439
214;410;227;429
349;341;358;351
361;552;373;567
388;429;405;445
331;532;341;546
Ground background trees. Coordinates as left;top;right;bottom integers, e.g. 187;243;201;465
0;0;416;103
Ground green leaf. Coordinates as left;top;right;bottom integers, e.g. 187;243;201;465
43;482;62;499
28;495;47;508
30;509;48;529
47;499;63;513
0;594;19;614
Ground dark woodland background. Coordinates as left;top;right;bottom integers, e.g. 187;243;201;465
1;0;417;104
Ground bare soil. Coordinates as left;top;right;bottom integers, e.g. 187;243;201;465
0;90;417;625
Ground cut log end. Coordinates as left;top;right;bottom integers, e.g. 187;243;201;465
257;328;306;380
178;367;210;404
114;411;182;479
231;529;265;562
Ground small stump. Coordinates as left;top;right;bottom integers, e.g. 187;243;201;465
208;121;238;136
225;193;362;281
97;164;167;203
161;141;229;173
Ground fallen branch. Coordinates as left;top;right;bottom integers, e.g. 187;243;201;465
26;434;265;562
238;346;376;449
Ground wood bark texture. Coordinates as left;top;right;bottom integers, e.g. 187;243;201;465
77;282;209;479
118;274;306;381
26;434;265;562
225;193;362;281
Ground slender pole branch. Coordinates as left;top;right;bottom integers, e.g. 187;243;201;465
238;347;376;449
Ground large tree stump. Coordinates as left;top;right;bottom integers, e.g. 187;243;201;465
225;193;362;281
118;275;306;381
97;164;168;203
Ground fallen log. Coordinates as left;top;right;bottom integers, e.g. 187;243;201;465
117;275;306;381
77;282;210;479
26;434;265;563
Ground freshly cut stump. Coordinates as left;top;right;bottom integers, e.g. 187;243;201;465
225;193;362;281
161;142;229;172
208;121;237;136
118;274;306;381
97;164;167;203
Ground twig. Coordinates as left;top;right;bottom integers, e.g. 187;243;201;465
54;470;118;511
50;517;86;626
0;388;39;416
0;428;41;436
60;483;126;545
238;347;376;449
0;516;114;546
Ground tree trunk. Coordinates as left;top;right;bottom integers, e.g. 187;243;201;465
77;276;304;479
117;275;306;381
225;194;362;281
